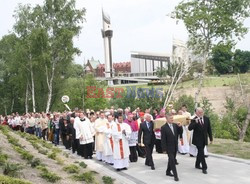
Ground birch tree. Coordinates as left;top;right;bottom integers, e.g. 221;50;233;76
174;0;250;107
39;0;85;112
14;5;38;112
163;40;191;109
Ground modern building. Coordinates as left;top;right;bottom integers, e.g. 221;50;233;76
130;51;171;77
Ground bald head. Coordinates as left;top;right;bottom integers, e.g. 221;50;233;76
144;113;152;122
196;107;204;117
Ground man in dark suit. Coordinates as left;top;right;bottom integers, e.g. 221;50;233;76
161;113;183;182
188;107;213;174
138;113;156;170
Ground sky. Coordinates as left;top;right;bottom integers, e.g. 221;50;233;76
1;0;250;65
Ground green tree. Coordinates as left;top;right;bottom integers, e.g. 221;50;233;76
210;43;233;74
173;95;195;114
13;0;86;113
0;34;26;114
174;0;250;106
52;74;107;112
233;49;250;73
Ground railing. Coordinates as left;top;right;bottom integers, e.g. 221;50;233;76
113;72;157;77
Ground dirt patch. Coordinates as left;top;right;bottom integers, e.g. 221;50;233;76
8;131;104;184
174;86;248;114
0;131;49;184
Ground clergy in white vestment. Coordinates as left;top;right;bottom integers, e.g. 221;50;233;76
73;113;83;156
77;112;95;159
178;106;191;154
94;111;109;161
103;114;116;164
112;115;131;171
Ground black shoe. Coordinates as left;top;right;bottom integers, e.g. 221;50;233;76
202;170;207;174
122;167;128;170
151;166;155;170
205;155;208;158
190;154;194;157
174;177;179;181
175;162;179;165
116;169;121;172
195;166;202;170
166;172;174;177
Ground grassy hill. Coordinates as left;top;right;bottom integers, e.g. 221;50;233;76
113;73;250;90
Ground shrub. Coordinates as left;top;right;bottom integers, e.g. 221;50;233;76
71;172;94;183
42;141;53;149
29;158;42;168
0;174;31;184
102;176;115;184
40;171;61;183
3;162;23;177
0;153;8;166
52;148;62;153
38;148;48;155
26;135;39;142
37;166;61;183
55;157;64;165
79;162;87;168
63;164;80;174
13;146;34;161
30;141;41;150
48;152;57;160
7;136;23;148
63;152;69;158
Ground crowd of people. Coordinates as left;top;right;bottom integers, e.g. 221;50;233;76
0;105;213;182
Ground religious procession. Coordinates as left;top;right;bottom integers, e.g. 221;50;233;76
0;105;213;182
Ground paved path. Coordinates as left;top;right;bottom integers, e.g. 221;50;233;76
59;146;250;184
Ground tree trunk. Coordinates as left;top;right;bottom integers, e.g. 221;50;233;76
28;46;36;113
45;62;55;113
163;63;180;109
25;82;29;113
195;51;208;108
30;66;36;112
166;66;186;108
4;105;7;116
239;105;250;142
10;98;15;113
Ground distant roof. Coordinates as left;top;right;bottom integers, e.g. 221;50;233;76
88;57;101;69
97;62;131;69
131;51;171;61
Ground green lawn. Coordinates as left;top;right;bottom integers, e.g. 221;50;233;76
113;73;250;91
208;138;250;160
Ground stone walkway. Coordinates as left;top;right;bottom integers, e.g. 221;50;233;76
59;146;250;184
